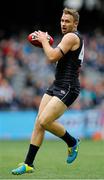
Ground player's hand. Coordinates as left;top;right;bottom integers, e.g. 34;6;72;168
34;30;48;43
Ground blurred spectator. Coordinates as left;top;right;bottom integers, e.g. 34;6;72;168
0;72;15;109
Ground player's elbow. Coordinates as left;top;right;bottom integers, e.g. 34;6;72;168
46;48;61;63
48;55;58;63
47;52;60;63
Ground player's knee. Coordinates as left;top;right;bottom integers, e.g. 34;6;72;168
38;117;49;130
40;121;47;129
35;120;42;130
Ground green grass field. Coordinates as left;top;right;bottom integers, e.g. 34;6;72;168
0;139;104;179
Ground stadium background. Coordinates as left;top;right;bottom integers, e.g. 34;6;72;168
0;0;104;139
0;0;104;179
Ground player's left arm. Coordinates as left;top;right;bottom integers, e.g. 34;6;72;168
58;33;80;55
35;31;80;63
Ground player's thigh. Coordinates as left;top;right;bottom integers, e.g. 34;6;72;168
38;93;52;115
39;96;67;124
34;93;52;128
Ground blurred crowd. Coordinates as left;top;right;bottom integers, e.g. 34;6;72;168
0;30;104;111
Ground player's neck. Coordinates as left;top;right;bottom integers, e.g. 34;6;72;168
72;28;77;33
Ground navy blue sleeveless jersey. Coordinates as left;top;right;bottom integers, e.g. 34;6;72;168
54;31;84;89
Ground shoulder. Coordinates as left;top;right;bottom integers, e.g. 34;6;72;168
58;32;81;53
63;32;79;43
64;32;79;38
61;32;80;47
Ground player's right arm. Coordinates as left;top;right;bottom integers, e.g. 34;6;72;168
35;31;80;63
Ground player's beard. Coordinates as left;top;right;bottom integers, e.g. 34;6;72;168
61;26;73;34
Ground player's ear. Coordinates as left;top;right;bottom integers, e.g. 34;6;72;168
74;20;78;27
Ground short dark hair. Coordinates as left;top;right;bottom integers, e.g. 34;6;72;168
63;8;80;23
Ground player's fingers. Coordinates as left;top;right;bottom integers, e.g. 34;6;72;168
46;32;48;36
38;30;42;34
34;31;38;35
